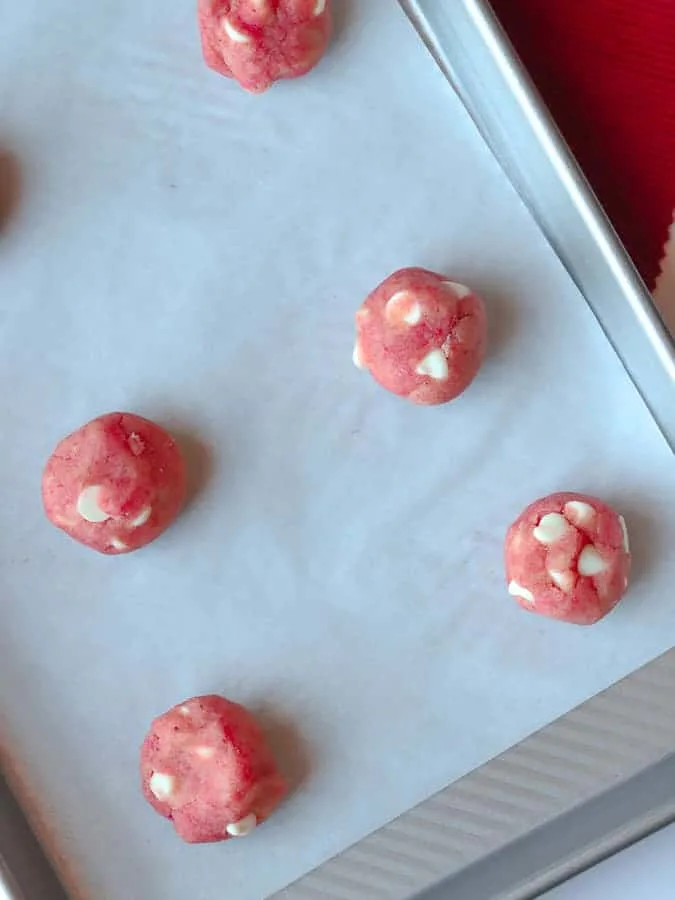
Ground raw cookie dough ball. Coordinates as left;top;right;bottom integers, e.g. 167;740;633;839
198;0;332;94
42;412;187;555
353;267;487;405
505;492;631;625
141;695;288;844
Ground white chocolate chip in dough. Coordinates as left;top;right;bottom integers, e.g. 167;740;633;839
110;538;127;551
404;303;422;325
578;545;607;576
549;569;575;592
564;500;595;526
385;291;407;319
131;506;152;528
178;705;191;716
533;513;569;545
222;18;250;42
618;515;630;553
194;746;216;760
226;814;257;837
352;340;365;370
443;281;471;299
77;486;110;524
149;773;176;801
385;291;421;325
415;349;449;381
314;0;327;14
508;580;535;605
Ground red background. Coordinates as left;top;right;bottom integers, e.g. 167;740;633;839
489;0;675;287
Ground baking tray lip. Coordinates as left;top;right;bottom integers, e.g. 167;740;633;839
275;650;675;900
272;0;675;896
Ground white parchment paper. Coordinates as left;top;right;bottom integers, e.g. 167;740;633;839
1;2;675;899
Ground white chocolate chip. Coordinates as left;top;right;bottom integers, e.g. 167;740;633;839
178;705;191;716
131;506;152;528
110;538;127;551
549;569;575;592
618;515;630;553
76;486;110;524
563;500;595;526
194;746;216;760
385;291;419;325
578;545;607;576
508;580;535;605
226;814;257;837
314;0;327;14
352;340;365;370
222;18;250;42
149;773;175;801
403;303;422;325
385;291;424;327
415;349;449;381
533;513;569;545
442;281;471;299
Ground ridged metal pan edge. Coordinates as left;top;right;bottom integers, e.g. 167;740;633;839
276;650;675;899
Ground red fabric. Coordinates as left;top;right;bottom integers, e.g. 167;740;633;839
489;0;675;286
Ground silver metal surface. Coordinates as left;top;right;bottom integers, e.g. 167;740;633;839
1;859;25;900
0;773;68;900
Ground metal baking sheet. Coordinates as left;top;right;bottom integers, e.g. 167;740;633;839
0;772;68;900
1;2;675;900
544;818;675;900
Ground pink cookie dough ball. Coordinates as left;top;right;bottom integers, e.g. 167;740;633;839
141;695;288;844
505;492;632;625
353;267;488;405
198;0;332;94
42;412;187;555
